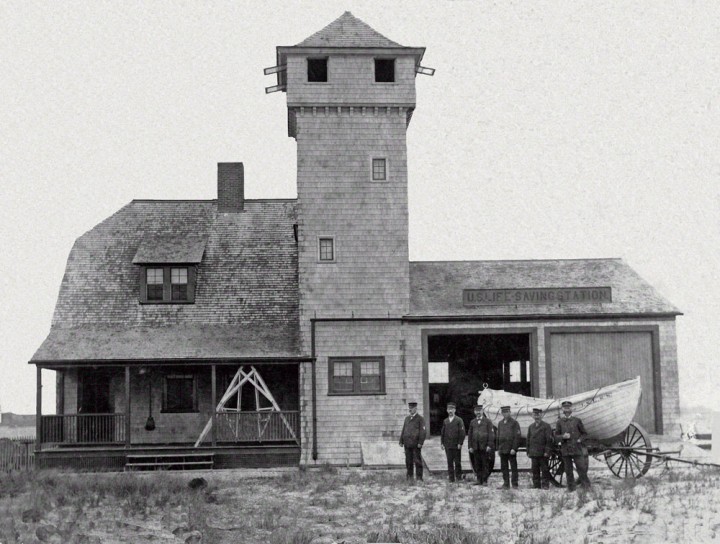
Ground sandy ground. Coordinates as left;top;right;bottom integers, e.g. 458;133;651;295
1;462;720;544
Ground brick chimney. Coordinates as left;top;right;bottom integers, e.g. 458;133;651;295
217;162;244;212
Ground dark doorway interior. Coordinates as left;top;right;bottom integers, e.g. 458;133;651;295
427;334;531;434
78;370;112;414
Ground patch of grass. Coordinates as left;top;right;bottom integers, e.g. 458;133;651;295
268;528;316;544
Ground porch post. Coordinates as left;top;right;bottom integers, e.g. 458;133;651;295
211;364;217;447
35;366;42;452
125;366;131;447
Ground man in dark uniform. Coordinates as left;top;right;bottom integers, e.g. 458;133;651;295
467;403;495;485
496;405;522;489
555;400;591;491
399;401;426;481
526;408;554;489
440;401;465;482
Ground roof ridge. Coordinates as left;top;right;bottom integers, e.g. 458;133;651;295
410;258;623;264
296;11;402;48
130;198;297;203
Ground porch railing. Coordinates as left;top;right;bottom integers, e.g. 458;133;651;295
214;410;300;444
40;414;126;445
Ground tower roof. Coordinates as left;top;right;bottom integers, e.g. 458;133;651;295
296;12;402;48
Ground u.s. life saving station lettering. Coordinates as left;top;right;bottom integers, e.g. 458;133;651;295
463;287;612;306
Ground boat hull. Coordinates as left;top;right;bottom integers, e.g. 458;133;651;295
477;377;642;442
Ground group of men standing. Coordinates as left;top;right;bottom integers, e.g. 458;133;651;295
399;399;592;491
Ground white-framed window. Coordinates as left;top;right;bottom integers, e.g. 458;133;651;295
318;236;335;262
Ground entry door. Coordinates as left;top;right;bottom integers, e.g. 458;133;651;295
78;371;114;443
549;331;656;432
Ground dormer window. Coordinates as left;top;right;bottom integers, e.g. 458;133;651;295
374;58;395;82
171;267;188;301
133;234;206;304
139;266;196;304
146;268;164;301
307;58;328;82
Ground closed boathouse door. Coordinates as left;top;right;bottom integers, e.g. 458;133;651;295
548;331;657;432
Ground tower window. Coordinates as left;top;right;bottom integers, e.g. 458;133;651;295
372;158;387;181
307;58;328;82
319;237;335;262
374;58;395;82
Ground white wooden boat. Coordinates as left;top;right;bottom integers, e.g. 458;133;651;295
477;376;642;441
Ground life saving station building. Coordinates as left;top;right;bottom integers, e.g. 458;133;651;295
30;13;682;469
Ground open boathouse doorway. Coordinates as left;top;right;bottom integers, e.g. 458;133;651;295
425;331;534;435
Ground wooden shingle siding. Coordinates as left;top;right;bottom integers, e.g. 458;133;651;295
300;322;422;465
296;113;410;328
286;54;416;106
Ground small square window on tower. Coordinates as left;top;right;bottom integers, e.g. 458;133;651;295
318;237;335;262
372;158;387;181
374;58;395;82
307;58;328;82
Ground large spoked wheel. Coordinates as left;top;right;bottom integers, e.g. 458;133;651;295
547;450;565;487
604;422;653;478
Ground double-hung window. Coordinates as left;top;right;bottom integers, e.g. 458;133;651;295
372;158;387;181
140;265;196;303
318;237;335;262
329;357;385;395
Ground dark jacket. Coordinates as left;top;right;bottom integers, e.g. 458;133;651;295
440;416;465;449
467;415;495;451
555;415;588;456
496;417;522;454
526;419;554;457
399;413;426;448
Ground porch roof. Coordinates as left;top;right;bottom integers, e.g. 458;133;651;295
31;324;305;364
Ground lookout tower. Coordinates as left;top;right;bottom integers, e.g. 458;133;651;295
266;12;432;340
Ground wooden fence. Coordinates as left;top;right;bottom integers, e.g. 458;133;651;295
0;436;34;471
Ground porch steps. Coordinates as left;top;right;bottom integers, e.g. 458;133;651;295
125;452;214;471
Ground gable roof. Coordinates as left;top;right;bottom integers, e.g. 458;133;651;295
296;12;402;48
32;199;303;362
409;259;681;317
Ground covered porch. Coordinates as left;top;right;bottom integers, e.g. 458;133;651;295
34;359;308;470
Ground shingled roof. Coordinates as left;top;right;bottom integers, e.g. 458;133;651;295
296;12;402;48
409;259;681;317
32;199;302;362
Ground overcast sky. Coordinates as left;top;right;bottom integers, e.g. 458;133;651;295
1;1;718;414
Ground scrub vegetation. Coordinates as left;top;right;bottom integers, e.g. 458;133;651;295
1;467;719;543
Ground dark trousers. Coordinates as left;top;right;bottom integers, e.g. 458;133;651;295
404;446;423;480
562;454;590;490
470;450;491;483
445;447;462;481
499;453;518;487
529;456;552;488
